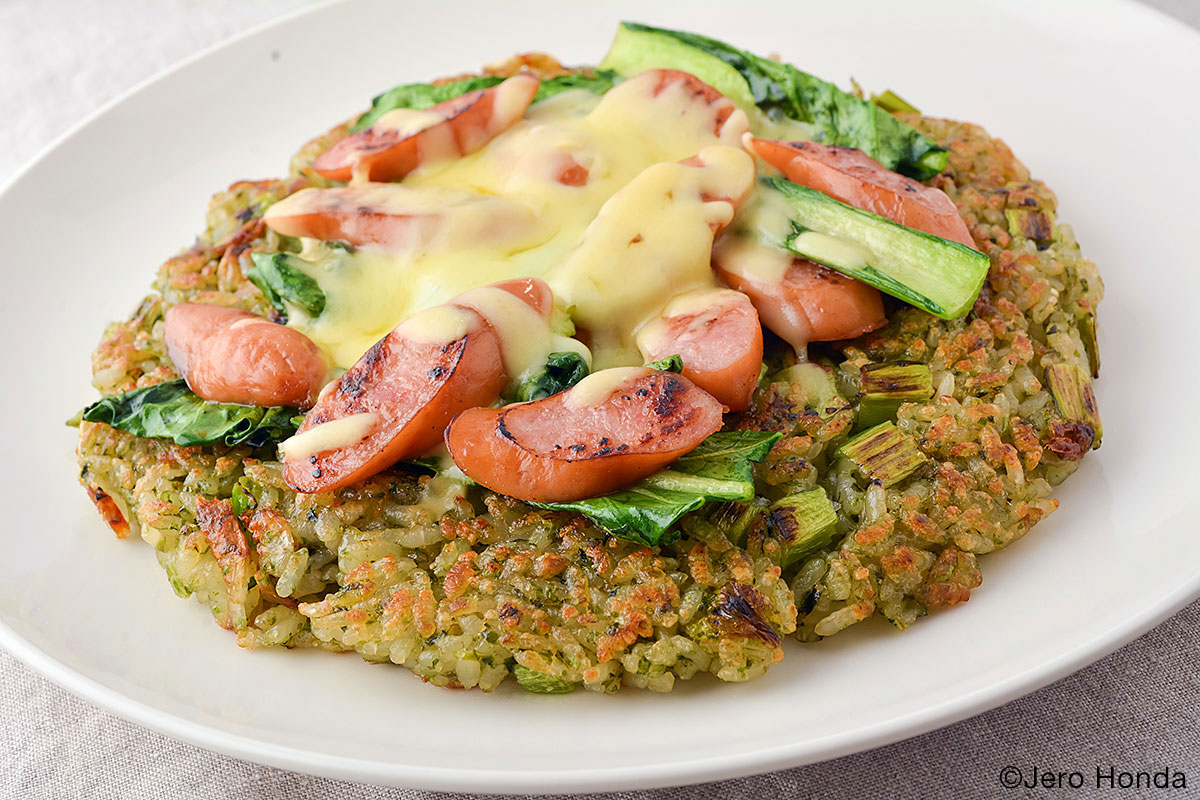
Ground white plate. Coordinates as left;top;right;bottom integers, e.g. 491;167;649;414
3;0;1198;793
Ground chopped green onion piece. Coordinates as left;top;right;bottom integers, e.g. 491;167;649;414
707;501;765;546
513;665;576;694
1044;363;1102;446
1004;208;1055;246
837;421;928;487
871;89;920;115
230;480;256;516
1080;312;1100;378
645;353;683;373
857;362;934;428
765;489;838;567
773;363;849;419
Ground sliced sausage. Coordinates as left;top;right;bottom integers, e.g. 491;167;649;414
312;74;539;182
636;288;762;411
445;367;724;502
164;303;328;408
262;184;537;252
282;304;505;493
747;137;976;248
712;237;887;348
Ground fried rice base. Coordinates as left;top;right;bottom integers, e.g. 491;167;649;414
76;56;1103;692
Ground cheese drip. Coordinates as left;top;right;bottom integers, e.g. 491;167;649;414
452;286;590;389
278;413;379;462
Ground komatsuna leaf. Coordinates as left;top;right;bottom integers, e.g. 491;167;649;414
534;430;781;547
515;351;590;402
532;70;618;103
351;71;618;134
644;353;683;373
602;23;947;180
246;253;326;319
80;380;303;448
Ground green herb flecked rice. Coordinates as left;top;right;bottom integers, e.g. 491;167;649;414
75;57;1102;693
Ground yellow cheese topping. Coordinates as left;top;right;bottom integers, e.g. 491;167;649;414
635;287;742;358
564;366;649;409
451;286;590;386
278;412;379;462
281;70;755;372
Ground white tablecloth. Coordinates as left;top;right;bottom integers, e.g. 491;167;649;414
4;2;1198;797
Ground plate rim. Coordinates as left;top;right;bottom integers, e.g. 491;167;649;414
5;0;1200;792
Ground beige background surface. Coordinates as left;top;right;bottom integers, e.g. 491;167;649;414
4;2;1198;797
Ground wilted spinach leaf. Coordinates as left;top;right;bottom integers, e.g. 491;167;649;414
80;380;303;448
516;351;590;402
246;253;326;320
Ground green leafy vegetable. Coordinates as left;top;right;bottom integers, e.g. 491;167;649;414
513;665;577;694
644;354;683;373
247;253;326;319
401;456;443;474
515;351;590;402
600;22;947;180
532;70;618;102
535;430;781;547
351;71;618;134
80;380;303;448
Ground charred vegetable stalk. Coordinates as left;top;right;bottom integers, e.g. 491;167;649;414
1044;363;1102;448
764;489;838;568
837;422;928;487
773;363;849;419
871;89;920;115
857;362;934;428
762;176;991;320
1080;312;1100;377
1005;208;1055;247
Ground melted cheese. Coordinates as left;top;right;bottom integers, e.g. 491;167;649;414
287;74;755;371
660;287;740;318
551;145;753;368
373;108;444;137
394;304;476;345
451;286;590;386
278;412;379;461
635;287;738;357
712;232;794;284
564;367;649;409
